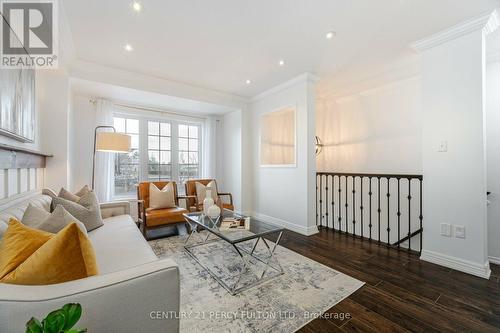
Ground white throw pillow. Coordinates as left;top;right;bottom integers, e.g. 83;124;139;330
22;204;88;235
149;182;176;209
195;181;218;205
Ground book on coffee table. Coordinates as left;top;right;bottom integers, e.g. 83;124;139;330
220;217;250;230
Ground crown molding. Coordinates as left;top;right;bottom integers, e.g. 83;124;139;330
411;9;499;52
251;73;319;102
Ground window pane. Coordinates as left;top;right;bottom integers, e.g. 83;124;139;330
149;150;159;164
190;165;199;178
114;164;139;197
189;126;198;139
160;151;171;164
160;165;171;179
114;118;126;133
130;134;139;150
148;121;159;135
160;137;171;150
117;150;139;165
160;123;171;136
148;135;159;150
189;139;198;152
127;119;139;134
179;124;188;137
189;152;198;164
148;164;159;179
179;164;189;178
179;152;189;164
179;138;188;151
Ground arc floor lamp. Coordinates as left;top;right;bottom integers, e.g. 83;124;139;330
92;126;131;189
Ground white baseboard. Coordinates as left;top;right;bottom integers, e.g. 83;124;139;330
420;250;491;279
488;256;500;266
251;212;319;236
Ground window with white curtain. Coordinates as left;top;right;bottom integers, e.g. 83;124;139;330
113;117;140;198
112;114;203;199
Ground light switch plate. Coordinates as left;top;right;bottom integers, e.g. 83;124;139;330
455;225;466;239
441;223;452;237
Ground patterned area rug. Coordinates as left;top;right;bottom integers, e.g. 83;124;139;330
149;232;363;333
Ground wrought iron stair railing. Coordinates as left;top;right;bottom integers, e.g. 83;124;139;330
316;172;423;254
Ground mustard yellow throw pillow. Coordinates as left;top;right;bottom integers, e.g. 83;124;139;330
0;219;53;279
0;219;98;285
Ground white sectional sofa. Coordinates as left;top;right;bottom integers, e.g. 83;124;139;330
0;191;180;333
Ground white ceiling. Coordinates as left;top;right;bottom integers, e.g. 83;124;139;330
63;0;500;98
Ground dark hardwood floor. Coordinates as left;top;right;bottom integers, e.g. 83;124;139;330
278;228;500;333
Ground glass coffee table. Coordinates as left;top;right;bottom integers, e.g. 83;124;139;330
183;210;285;295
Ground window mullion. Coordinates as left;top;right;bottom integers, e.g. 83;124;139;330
171;121;179;183
139;119;148;182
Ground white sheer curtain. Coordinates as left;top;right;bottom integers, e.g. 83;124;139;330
202;116;219;178
94;99;115;202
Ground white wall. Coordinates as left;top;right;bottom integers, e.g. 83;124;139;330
69;94;97;191
486;61;500;262
218;110;242;210
418;29;490;278
317;77;422;174
37;70;72;191
248;74;317;235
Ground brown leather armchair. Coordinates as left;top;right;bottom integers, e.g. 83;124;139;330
136;181;197;240
184;179;234;212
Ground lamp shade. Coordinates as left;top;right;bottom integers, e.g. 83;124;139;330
96;132;131;153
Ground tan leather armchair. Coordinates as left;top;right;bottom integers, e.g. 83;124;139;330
185;179;234;212
137;181;197;240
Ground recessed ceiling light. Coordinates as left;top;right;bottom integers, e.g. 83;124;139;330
246;79;251;84
132;1;142;12
279;60;285;66
326;31;336;39
124;43;133;52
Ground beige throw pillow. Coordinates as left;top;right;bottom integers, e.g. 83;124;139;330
22;204;88;235
52;191;103;232
59;186;91;202
149;183;176;209
195;181;218;205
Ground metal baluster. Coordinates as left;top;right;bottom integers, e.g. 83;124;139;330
338;176;342;232
419;178;423;255
386;178;391;247
377;177;381;244
352;176;356;238
360;177;364;239
369;177;373;241
316;174;318;226
319;175;323;228
325;175;329;229
332;175;335;231
408;179;412;251
345;176;349;234
397;178;401;249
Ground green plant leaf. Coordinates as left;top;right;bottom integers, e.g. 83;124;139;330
25;317;43;333
62;303;82;329
41;310;65;333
